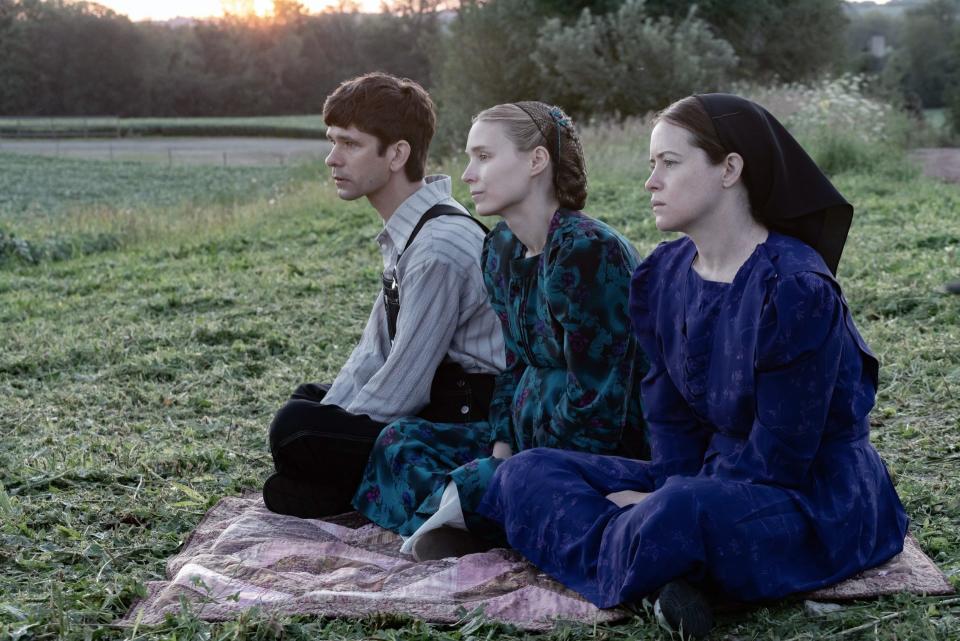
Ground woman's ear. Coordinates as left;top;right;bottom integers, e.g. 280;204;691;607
390;140;412;174
721;152;745;188
530;145;551;178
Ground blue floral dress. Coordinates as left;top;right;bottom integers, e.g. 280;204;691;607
478;233;908;607
353;209;649;536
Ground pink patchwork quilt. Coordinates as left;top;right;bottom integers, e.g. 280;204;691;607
121;494;953;630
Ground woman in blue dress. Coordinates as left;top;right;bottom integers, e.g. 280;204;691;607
353;102;648;560
478;94;908;638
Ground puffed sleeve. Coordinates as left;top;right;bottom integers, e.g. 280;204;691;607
725;271;844;487
629;246;711;489
534;232;640;454
482;229;527;449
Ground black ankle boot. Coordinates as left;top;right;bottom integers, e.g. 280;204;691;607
653;579;714;640
262;473;351;518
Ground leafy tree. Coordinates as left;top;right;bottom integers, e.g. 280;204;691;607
430;0;546;153
883;0;959;108
0;0;146;115
643;0;847;81
528;0;623;19
844;9;902;75
0;0;439;117
534;0;738;117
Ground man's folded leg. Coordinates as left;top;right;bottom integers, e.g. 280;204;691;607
265;384;387;518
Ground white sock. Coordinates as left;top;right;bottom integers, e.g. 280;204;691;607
399;481;466;554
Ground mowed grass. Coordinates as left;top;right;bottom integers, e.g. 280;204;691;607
0;115;325;133
0;153;316;263
1;134;959;640
0;154;305;224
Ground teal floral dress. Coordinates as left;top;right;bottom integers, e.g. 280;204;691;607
352;209;649;536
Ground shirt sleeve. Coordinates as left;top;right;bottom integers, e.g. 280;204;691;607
342;259;464;421
322;291;390;407
533;234;642;455
726;272;844;487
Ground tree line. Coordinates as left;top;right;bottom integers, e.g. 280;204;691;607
1;0;958;143
846;0;960;128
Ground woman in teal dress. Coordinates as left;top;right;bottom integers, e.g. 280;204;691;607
353;101;648;559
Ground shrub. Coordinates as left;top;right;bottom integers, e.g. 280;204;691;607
0;229;37;264
430;0;547;155
735;75;917;177
534;1;738;118
947;84;960;137
0;228;121;267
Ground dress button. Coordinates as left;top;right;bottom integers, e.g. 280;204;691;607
460;405;470;415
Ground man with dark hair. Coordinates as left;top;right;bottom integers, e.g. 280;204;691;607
264;72;505;519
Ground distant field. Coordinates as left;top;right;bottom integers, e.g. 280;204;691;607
0;115;326;139
0;152;318;263
0;137;331;167
0;153;309;222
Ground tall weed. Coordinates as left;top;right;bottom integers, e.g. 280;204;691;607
565;75;919;183
734;75;918;178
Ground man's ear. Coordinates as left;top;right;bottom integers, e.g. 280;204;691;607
390;140;412;174
530;145;551;178
721;152;744;188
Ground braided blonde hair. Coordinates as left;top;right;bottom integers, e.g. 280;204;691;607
472;101;588;210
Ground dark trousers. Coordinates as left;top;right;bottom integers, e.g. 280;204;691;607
268;383;386;515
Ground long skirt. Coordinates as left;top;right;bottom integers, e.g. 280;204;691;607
477;448;907;608
352;417;504;537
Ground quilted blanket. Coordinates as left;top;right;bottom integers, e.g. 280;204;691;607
121;494;953;630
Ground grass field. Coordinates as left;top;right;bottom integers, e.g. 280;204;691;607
0;114;326;138
0;153;316;264
0;154;306;220
0;115;325;130
1;121;959;640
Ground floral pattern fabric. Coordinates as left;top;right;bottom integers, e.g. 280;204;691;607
353;209;649;536
478;233;909;607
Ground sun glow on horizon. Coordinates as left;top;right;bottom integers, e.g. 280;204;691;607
96;0;385;21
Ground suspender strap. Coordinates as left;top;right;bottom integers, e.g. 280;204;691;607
383;204;489;342
400;204;489;258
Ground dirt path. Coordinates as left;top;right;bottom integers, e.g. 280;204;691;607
0;136;331;167
909;148;960;183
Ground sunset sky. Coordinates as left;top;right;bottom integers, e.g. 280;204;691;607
95;0;887;22
97;0;384;21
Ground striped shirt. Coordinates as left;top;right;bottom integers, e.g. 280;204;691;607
322;175;506;422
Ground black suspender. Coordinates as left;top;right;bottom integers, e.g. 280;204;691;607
382;204;489;342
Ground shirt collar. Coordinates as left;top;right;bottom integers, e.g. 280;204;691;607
378;175;456;253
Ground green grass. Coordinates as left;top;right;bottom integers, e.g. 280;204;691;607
0;115;324;129
1;134;959;639
0;154;308;221
0;115;325;134
0;115;326;141
0;153;318;263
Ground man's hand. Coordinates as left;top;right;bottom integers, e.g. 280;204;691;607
605;490;650;508
492;441;513;460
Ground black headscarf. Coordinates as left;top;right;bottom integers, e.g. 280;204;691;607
694;93;853;275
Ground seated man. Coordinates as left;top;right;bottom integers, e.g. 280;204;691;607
264;72;505;518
